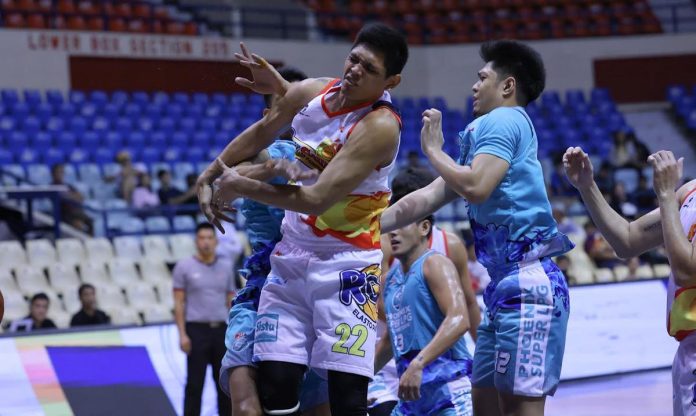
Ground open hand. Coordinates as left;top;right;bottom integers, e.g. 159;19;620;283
648;150;683;198
562;146;594;190
235;42;288;96
398;363;423;402
421;108;445;156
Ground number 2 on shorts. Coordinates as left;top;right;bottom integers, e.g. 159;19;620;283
332;323;368;357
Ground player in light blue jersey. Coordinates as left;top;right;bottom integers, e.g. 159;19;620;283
375;214;472;415
381;40;573;416
218;65;330;416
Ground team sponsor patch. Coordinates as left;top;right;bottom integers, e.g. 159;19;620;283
232;330;253;352
255;313;279;343
339;264;381;327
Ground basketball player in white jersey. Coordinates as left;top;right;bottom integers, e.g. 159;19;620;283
197;23;408;416
564;147;695;416
369;167;481;415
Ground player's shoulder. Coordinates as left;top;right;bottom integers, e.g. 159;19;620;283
423;251;456;275
480;106;526;129
284;77;336;105
355;105;401;138
678;179;696;204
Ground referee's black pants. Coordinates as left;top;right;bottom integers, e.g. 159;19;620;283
184;322;231;416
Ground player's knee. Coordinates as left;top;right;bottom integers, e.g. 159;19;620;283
327;371;368;416
257;361;305;414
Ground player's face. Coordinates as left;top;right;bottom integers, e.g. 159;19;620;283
388;220;429;258
341;44;399;101
472;62;504;117
195;229;218;256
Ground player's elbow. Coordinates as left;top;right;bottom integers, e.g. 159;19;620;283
461;185;490;205
303;189;333;216
672;264;696;287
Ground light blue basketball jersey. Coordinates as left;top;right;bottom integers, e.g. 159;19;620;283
240;140;296;247
457;107;573;273
384;250;471;363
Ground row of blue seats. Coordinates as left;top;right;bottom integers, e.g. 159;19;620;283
0;89;265;107
667;85;696;131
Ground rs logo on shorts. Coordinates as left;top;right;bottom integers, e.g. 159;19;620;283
339;264;381;326
255;314;279;343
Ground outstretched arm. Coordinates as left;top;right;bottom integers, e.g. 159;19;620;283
649;151;696;287
213;110;400;216
563;146;666;258
381;177;458;233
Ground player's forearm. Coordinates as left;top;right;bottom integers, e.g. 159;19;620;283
232;174;328;216
381;178;454;233
412;312;469;370
202;123;278;181
425;148;483;203
658;192;696;286
174;300;186;336
577;182;639;258
235;162;277;182
466;300;480;341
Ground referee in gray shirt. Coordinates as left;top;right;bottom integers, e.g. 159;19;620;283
174;222;236;416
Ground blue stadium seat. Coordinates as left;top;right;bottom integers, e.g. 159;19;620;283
172;92;189;105
185;148;205;163
1;89;19;106
35;103;53;122
178;117;197;133
45;89;64;106
199;118;217;133
70;116;88;134
225;104;242;117
169;132;188;148
69;148;91;164
192;131;211;146
80;131;101;150
77;163;103;185
152;91;169;105
103;131;123;149
166;103;184;119
213;132;230;148
211;93;227;105
56;131;77;151
0;149;13;164
220;119;237;132
615;168;639;193
145;216;171;233
28;163;51;184
119;216;145;234
123;103;141;118
145;105;162;118
8;131;28;148
114;117;133;133
158;117;175;134
94;148;116;165
32;131;52;148
149;131;166;149
141;147;160;164
80;102;98;119
22;116;41;135
102;103;119;120
2;164;25;183
0;116;14;133
110;90;128;106
131;91;149;105
126;131;147;148
57;102;76;118
565;89;585;105
89;90;108;107
229;93;246;106
69;91;86;105
205;104;222;118
173;215;196;232
45;116;64;133
10;102;29;119
24;89;42;108
192;92;208;105
172;162;194;182
136;117;154;132
591;88;611;103
44;148;66;166
163;147;183;162
18;149;38;165
186;103;204;118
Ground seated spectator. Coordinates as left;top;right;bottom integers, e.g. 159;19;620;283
611;128;650;170
70;284;111;327
549;155;576;198
104;151;140;202
625;257;641;280
157;169;183;205
584;220;622;268
610;182;638;219
51;163;93;235
407;150;423;169
10;293;57;332
132;172;160;210
555;255;576;285
595;161;614;194
630;175;657;214
552;205;583;237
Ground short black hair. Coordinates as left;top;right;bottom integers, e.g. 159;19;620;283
78;283;95;297
391;167;435;228
51;163;64;175
264;66;308;108
352;23;409;77
31;293;49;304
157;169;169;179
196;222;216;234
479;40;545;105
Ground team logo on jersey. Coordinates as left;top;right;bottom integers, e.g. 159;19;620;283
391;286;404;311
339;264;381;324
292;136;340;172
232;330;253;352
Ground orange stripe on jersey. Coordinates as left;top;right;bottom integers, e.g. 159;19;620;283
317;78;340;97
680;186;696;206
321;85;375;118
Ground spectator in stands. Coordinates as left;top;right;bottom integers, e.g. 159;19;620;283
173;223;235;416
610;182;638;219
131;172;160;210
595;161;614;194
406;150;423;169
70;284;111;327
555;255;576;285
51;163;93;235
552;205;584;237
625;257;641;280
630;175;657;214
10;293;56;332
104;150;140;202
549;155;576;198
611;128;649;170
157;169;184;205
584;220;622;268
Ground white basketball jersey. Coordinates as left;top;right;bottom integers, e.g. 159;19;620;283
281;79;401;251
